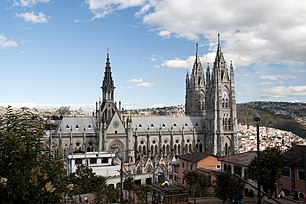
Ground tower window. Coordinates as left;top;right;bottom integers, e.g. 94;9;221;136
139;124;142;128
88;125;92;129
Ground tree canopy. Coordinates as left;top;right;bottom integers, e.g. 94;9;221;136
214;171;244;202
247;147;287;196
0;107;68;203
184;171;210;197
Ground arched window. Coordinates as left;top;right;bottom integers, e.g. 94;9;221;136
151;145;154;156
166;144;170;155
178;144;181;155
199;143;203;152
225;143;229;155
143;145;146;155
155;145;158;156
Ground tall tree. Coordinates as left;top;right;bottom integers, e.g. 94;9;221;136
214;171;244;203
184;171;210;197
247;147;287;197
0;107;68;204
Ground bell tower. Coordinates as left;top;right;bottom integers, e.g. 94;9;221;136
185;43;206;116
206;34;238;155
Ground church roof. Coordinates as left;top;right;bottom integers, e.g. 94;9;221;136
54;117;96;134
131;116;205;132
219;151;257;167
178;152;215;163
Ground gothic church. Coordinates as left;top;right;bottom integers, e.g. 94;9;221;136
52;35;238;174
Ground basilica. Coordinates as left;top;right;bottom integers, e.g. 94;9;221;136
52;35;238;175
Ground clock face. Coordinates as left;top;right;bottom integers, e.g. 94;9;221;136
113;121;119;128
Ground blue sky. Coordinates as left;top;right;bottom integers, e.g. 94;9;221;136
1;0;306;110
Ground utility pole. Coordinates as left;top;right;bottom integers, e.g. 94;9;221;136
253;112;261;204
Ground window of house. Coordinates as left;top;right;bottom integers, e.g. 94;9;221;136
101;158;108;163
90;158;97;164
75;159;82;165
182;162;184;168
298;170;305;181
281;167;291;177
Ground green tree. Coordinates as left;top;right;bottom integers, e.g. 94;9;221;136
214;171;244;203
248;147;287;197
184;171;210;197
56;106;71;116
0;106;68;204
68;164;119;203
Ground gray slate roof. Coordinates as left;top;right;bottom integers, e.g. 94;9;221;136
54;117;96;134
131;116;205;132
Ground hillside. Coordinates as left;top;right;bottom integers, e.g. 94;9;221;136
237;101;306;138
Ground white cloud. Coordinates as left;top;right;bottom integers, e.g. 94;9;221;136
14;0;49;7
127;78;143;83
86;0;306;67
136;82;153;88
260;75;296;81
17;12;50;23
261;86;306;98
158;30;171;38
141;0;306;66
127;77;153;88
0;34;17;49
86;0;147;19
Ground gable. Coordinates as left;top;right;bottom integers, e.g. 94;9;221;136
106;112;126;135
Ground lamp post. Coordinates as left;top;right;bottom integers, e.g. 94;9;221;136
120;158;123;204
253;112;261;204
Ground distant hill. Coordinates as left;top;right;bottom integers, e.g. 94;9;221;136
237;101;306;138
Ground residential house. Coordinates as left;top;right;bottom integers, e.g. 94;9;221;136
219;151;257;197
172;152;220;185
279;145;306;200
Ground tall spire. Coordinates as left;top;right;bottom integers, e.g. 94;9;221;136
102;50;115;102
217;33;221;56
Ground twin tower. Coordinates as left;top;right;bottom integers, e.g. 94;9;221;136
185;34;238;155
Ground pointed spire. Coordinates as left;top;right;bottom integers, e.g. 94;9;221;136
102;50;115;101
195;42;198;69
217;33;221;55
230;61;234;78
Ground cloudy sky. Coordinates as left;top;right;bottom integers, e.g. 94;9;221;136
1;0;306;110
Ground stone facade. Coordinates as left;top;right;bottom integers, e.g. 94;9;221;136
51;35;238;174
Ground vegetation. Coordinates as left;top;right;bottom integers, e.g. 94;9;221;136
0;106;68;203
214;171;244;203
247;147;287;197
237;102;306;138
184;171;210;197
68;164;120;203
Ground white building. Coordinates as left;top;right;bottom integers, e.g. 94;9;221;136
67;151;120;177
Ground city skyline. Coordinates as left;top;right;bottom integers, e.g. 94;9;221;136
1;0;306;110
